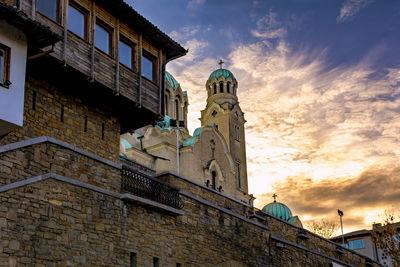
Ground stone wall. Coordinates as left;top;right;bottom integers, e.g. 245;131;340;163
0;75;120;161
0;160;379;267
0;141;121;192
159;172;380;267
0;158;269;266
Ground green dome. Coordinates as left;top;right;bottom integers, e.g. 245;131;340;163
165;71;179;90
262;202;293;221
208;69;235;82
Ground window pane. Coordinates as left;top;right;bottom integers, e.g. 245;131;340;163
0;50;4;82
95;23;110;54
120;40;132;68
37;0;58;21
348;239;364;250
142;55;153;81
68;5;85;38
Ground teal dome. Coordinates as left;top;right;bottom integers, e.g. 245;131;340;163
208;69;235;82
165;71;179;90
262;201;293;221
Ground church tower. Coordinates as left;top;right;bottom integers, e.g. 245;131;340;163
200;61;248;194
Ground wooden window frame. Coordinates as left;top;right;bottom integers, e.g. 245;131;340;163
142;50;157;84
37;0;61;23
119;35;136;71
0;43;11;89
95;18;114;57
68;1;89;41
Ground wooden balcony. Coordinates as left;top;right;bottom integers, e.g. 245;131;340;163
3;0;186;133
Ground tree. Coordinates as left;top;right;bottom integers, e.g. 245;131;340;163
371;211;400;266
306;219;339;239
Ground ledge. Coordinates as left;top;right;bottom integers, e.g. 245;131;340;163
121;193;184;215
0;173;183;216
156;171;252;208
180;191;270;231
270;235;354;267
0;136;121;169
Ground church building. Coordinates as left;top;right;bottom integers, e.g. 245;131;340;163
121;63;252;203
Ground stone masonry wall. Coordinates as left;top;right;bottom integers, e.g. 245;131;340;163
0;142;121;192
0;75;120;161
0;142;380;266
159;172;379;267
0;177;270;266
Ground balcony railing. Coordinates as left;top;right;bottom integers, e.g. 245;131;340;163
121;166;184;210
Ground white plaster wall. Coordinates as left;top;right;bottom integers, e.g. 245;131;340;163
0;19;27;135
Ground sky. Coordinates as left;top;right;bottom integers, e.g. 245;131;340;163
128;0;400;233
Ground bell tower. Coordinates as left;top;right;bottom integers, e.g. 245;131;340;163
200;61;248;193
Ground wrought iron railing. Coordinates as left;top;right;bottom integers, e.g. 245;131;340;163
121;166;184;210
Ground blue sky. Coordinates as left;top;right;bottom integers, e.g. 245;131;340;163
128;0;400;232
130;0;400;68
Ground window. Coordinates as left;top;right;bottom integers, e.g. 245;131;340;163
95;20;113;56
219;82;223;93
394;233;400;242
211;171;216;190
37;0;59;22
68;2;88;40
119;37;135;69
235;125;240;141
236;161;241;188
213;83;217;94
346;239;364;250
175;99;180;121
165;94;169;115
153;257;159;267
142;51;156;82
0;43;10;88
227;82;231;93
130;252;136;267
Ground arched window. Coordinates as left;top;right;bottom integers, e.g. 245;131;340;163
227;82;231;93
219;82;224;93
213;83;217;94
211;171;216;189
165;94;168;115
175;99;180;121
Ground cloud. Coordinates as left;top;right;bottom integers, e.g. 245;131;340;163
337;0;374;23
166;7;400;232
251;10;287;42
228;9;400;232
187;0;206;10
169;25;202;42
256;165;400;231
168;25;210;64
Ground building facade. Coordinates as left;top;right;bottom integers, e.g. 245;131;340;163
331;222;400;267
0;0;382;266
121;67;251;203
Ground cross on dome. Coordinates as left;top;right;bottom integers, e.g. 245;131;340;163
218;59;224;69
272;193;277;203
